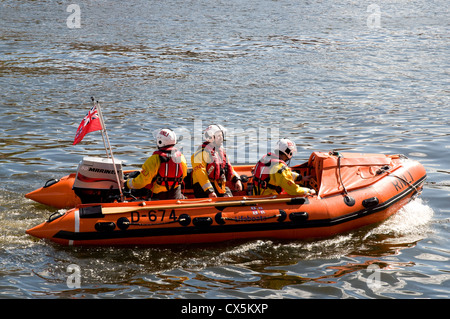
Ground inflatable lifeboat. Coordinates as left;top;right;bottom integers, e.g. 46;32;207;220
26;151;427;246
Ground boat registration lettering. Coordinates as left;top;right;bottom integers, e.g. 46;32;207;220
130;209;177;223
391;169;415;192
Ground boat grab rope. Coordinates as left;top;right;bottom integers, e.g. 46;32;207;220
337;155;350;195
334;151;356;206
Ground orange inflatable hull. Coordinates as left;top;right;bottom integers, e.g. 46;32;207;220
25;174;82;209
26;152;426;246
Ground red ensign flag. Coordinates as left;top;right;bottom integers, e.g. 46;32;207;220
73;105;103;145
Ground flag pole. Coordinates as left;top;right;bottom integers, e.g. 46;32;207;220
92;97;110;159
93;98;124;202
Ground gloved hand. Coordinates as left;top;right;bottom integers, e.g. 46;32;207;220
123;180;130;192
208;190;217;198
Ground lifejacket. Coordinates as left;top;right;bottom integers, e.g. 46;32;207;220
152;147;184;191
202;141;233;182
252;152;287;195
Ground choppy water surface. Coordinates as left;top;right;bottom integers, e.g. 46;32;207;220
1;0;449;299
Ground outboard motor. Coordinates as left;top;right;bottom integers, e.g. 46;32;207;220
73;157;124;204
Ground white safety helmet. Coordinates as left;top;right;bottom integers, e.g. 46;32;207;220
274;138;297;160
204;124;226;144
154;128;177;148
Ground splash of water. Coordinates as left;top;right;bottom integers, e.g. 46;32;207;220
364;197;434;241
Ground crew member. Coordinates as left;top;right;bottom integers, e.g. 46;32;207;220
191;124;242;198
252;138;315;196
124;128;188;200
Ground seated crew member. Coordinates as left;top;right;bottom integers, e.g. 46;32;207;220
191;124;242;198
252;138;315;196
124;128;188;200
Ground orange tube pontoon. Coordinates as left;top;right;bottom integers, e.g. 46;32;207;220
26;151;426;246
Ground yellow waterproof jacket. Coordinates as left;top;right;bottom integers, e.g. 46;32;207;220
253;161;309;196
126;153;188;194
191;144;239;194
